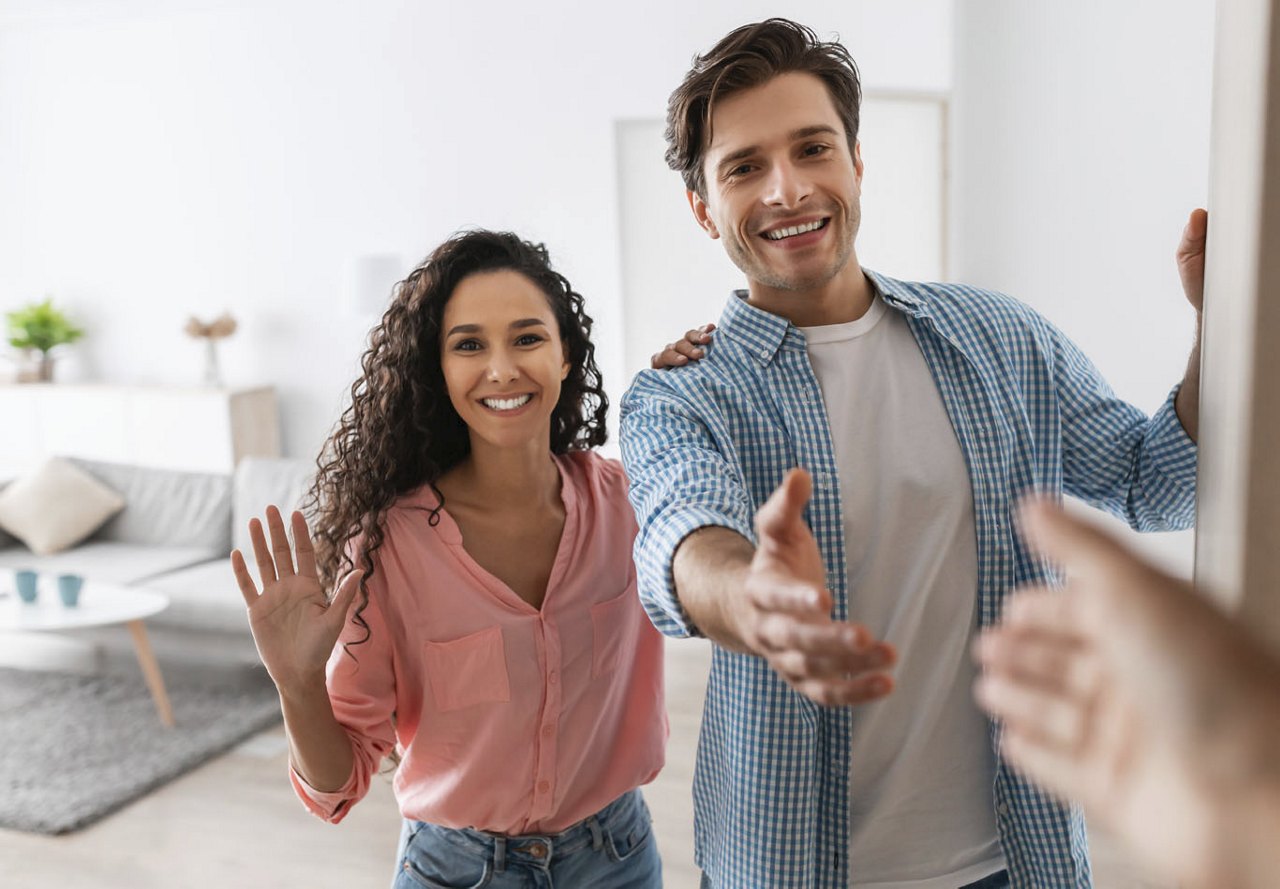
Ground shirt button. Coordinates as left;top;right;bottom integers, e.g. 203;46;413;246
548;672;558;685
538;780;550;794
997;802;1010;816
542;725;553;737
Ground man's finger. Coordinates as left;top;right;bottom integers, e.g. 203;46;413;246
748;574;830;615
794;672;894;708
756;468;813;545
1179;207;1208;252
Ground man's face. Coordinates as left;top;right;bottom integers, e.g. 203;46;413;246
690;72;863;294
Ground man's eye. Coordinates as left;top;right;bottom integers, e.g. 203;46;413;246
803;144;828;157
729;164;754;177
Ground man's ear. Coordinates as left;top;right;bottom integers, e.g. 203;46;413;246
854;141;864;187
687;189;720;240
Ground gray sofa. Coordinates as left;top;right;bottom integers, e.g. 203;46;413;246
0;456;315;634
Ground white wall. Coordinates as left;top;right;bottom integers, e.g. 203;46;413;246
0;0;951;460
950;0;1215;575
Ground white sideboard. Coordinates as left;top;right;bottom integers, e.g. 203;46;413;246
0;385;280;476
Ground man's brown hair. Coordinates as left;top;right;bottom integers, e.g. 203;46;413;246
664;18;862;198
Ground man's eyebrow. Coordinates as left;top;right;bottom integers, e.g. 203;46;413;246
714;125;842;170
445;318;549;337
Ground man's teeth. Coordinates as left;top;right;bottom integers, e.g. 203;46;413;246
765;219;826;241
482;395;533;411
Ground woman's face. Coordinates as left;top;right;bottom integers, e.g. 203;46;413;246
439;269;570;452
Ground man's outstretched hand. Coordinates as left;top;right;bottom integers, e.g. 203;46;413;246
739;469;897;707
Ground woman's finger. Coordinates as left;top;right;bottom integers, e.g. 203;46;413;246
248;517;277;587
292;511;318;578
230;549;260;607
266;505;295;577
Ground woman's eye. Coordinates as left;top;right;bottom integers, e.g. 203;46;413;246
455;339;481;352
516;334;545;346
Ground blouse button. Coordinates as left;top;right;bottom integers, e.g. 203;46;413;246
548;672;559;685
538;780;550;794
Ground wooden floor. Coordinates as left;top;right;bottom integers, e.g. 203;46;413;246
0;633;1168;888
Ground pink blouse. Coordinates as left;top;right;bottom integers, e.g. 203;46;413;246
291;451;667;834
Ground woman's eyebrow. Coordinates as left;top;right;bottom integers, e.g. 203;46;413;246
446;318;549;337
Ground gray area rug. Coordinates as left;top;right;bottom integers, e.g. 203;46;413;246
0;661;281;834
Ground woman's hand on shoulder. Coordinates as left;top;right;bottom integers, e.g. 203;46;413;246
651;323;715;370
231;506;361;692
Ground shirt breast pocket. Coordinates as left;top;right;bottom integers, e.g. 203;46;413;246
590;579;640;680
424;626;511;712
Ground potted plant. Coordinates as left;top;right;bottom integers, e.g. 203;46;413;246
6;298;85;383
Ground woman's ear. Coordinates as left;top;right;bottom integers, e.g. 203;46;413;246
562;340;571;380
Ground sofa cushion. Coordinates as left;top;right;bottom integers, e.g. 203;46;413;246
0;457;126;555
0;541;221;586
70;459;233;553
233;458;315;555
141;558;249;634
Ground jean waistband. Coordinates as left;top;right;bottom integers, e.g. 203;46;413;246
410;789;642;870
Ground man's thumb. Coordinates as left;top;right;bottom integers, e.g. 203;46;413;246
757;468;813;542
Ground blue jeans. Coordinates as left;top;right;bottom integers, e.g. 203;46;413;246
393;789;662;888
701;868;1009;888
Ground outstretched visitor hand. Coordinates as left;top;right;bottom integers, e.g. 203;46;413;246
742;469;897;707
651;323;716;369
231;505;360;691
973;499;1280;888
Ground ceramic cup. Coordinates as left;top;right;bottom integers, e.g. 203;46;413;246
57;574;83;608
14;570;38;604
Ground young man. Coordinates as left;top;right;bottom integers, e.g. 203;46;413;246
619;18;1203;889
974;500;1280;889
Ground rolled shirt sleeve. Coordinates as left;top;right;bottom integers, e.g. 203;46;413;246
288;564;398;824
1052;323;1197;530
620;372;756;639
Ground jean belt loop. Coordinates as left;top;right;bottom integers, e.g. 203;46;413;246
493;835;507;873
586;814;604;851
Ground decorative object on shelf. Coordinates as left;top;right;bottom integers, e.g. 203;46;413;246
183;312;238;387
5;298;85;383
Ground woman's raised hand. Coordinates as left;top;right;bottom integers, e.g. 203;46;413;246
231;505;360;692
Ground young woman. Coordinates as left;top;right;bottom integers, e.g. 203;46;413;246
231;230;709;888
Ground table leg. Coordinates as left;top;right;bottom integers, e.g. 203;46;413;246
127;619;174;728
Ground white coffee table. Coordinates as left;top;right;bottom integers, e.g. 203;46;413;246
0;577;175;728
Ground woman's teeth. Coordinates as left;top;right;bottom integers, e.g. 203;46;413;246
482;395;533;411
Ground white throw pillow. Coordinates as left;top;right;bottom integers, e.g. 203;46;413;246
0;457;126;555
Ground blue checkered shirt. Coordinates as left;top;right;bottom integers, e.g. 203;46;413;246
619;271;1198;889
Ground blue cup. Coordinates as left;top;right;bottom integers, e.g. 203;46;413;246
14;570;38;603
57;574;83;608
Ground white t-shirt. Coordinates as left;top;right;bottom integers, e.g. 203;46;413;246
800;295;1006;889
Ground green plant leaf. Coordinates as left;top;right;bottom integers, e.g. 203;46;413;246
6;298;84;353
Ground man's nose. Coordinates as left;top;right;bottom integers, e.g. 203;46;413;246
762;159;813;208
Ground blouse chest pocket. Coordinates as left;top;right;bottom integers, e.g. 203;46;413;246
424;626;511;712
590;580;640;680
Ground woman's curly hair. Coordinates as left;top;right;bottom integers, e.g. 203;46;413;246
303;229;609;650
